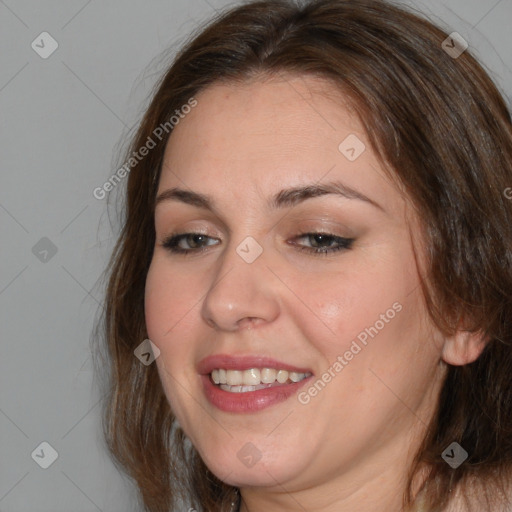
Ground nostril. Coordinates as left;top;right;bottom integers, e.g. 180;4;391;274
205;317;217;329
237;317;261;330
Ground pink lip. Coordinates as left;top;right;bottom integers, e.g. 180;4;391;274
201;374;313;413
197;354;313;413
197;354;312;375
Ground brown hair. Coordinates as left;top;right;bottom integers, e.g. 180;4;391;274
94;0;512;510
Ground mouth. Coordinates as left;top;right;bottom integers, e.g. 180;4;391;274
210;367;312;393
198;354;314;412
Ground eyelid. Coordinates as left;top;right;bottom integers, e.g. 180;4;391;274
160;230;354;257
288;216;357;238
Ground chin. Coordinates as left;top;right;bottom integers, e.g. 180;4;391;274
210;460;292;488
197;440;307;488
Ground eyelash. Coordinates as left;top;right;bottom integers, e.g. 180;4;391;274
161;232;354;256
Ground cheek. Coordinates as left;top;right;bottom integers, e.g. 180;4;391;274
144;256;203;346
144;259;202;421
144;264;171;345
300;253;417;354
145;273;192;395
294;268;433;443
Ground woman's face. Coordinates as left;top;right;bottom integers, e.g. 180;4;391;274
145;75;446;499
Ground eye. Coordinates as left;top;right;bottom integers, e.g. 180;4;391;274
291;232;354;255
161;231;354;257
161;232;219;254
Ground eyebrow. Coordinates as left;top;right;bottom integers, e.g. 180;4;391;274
155;180;385;212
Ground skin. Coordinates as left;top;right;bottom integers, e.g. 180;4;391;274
144;74;486;511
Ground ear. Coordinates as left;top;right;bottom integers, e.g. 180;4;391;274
441;326;488;366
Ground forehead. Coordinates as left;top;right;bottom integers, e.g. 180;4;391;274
159;75;403;218
164;74;359;162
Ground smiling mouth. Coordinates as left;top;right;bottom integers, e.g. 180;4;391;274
210;367;312;393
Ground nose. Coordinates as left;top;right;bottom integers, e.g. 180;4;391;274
201;238;280;331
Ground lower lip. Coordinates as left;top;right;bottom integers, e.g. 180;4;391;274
201;374;312;413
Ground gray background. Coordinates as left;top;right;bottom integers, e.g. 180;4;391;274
1;0;511;511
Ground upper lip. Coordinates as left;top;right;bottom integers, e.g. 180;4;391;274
197;354;313;375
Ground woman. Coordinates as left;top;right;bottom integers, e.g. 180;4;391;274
96;0;512;510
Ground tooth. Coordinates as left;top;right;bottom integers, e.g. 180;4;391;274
221;385;242;392
289;372;304;382
261;368;277;383
226;370;243;386
220;384;258;393
214;367;309;387
243;368;261;385
277;370;289;383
